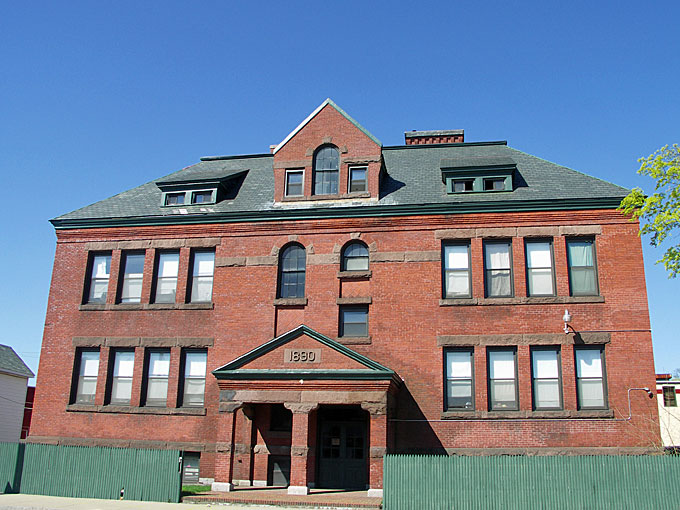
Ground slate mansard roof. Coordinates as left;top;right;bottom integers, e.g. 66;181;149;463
0;344;34;378
52;137;628;229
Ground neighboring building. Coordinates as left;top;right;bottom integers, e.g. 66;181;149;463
30;99;659;496
0;344;34;443
21;386;35;440
656;374;680;450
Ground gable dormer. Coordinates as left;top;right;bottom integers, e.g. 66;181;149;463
272;99;383;203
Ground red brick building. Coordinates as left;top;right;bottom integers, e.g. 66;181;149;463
31;99;659;496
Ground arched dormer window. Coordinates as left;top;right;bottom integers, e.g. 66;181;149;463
341;241;369;271
278;244;306;298
313;145;339;195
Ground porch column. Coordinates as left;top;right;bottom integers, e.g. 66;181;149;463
362;402;387;498
212;401;243;492
284;402;318;495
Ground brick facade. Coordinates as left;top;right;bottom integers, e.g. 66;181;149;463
31;101;660;496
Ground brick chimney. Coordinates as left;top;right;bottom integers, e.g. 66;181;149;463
404;129;464;145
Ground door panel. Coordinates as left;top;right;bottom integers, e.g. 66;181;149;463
317;419;367;489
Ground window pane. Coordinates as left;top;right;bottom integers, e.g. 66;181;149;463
489;351;515;379
80;351;100;377
446;272;470;296
447;380;473;409
121;278;142;303
191;277;214;302
77;377;97;403
534;379;560;408
183;379;205;406
578;379;605;407
532;350;559;378
575;350;602;378
124;254;145;275
92;255;111;279
155;278;177;302
485;244;510;269
528;268;554;295
113;352;135;377
568;240;594;266
487;271;511;297
193;251;215;276
112;378;132;403
185;352;207;377
146;378;168;405
571;268;597;295
342;308;368;337
350;168;367;192
345;257;369;271
491;380;516;408
445;245;468;269
148;351;170;376
447;351;472;378
192;191;213;204
89;280;109;303
158;252;179;277
526;243;551;268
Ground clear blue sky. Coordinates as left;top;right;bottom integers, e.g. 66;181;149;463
1;1;678;382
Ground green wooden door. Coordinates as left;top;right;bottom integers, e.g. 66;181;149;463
317;420;367;489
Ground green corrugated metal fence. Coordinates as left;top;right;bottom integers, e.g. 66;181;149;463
384;454;680;510
0;442;181;502
0;442;24;493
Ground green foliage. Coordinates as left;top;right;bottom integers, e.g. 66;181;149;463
181;485;212;496
619;144;680;278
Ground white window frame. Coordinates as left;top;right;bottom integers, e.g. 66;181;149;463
444;349;474;411
348;165;368;193
487;348;518;411
109;350;135;406
285;169;304;197
182;350;207;407
525;240;556;297
531;347;563;410
144;349;170;407
74;349;100;405
443;242;472;298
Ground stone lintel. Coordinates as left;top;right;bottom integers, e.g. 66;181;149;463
118;240;152;250
140;337;176;348
246;256;277;266
308;254;340;265
350;232;362;239
290;446;310;456
150;239;185;249
72;337;106;347
370;252;405;263
176;337;214;347
437;333;611;346
560;225;602;236
404;251;440;262
476;227;517;238
219;401;244;413
336;296;372;305
86;241;119;250
234;390;301;403
185;238;221;248
440;409;614;420
284;402;319;414
300;391;385;405
435;228;476;240
362;403;387;415
216;257;247;267
105;337;140;347
516;226;559;237
369;447;387;458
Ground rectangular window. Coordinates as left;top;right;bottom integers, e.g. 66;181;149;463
165;192;185;206
144;350;170;407
86;253;111;303
285;170;304;197
445;349;474;410
531;347;562;410
443;243;471;298
484;178;505;191
189;250;215;303
349;166;367;193
191;190;214;204
181;350;207;407
110;350;135;405
452;179;474;192
484;241;513;297
525;240;555;296
663;386;677;407
119;251;145;303
575;346;607;409
488;348;518;410
74;349;99;404
340;306;368;337
153;251;179;303
567;238;599;296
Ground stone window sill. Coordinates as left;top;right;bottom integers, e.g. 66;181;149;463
439;296;605;307
441;409;614;420
337;270;372;279
80;303;214;311
336;336;372;345
273;297;308;307
66;404;206;416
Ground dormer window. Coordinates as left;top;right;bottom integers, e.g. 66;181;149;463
285;170;304;197
453;180;474;193
349;166;367;193
191;190;215;204
165;192;185;206
484;178;506;191
441;156;516;195
313;146;339;195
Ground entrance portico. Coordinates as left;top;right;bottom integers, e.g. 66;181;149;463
211;325;400;496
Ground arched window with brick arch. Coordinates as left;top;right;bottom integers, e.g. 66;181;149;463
313;145;339;195
277;244;306;298
341;241;369;271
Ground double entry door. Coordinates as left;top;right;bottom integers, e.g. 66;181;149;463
317;413;367;489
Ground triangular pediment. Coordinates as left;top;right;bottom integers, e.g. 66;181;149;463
212;325;396;381
273;98;382;154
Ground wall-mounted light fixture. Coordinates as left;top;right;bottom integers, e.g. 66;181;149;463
563;309;572;334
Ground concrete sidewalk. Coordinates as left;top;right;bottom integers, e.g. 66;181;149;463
0;494;318;510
